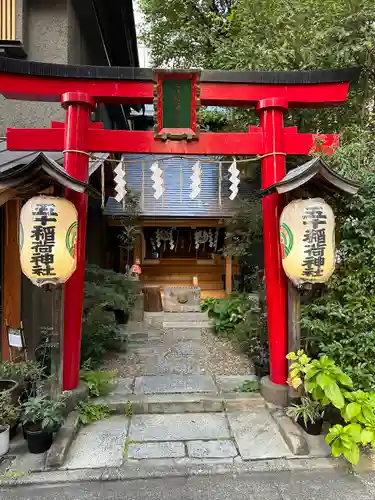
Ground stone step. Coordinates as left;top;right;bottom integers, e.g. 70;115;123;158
162;321;213;329
145;312;209;321
101;392;265;415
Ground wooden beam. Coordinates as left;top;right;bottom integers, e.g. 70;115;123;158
107;218;226;227
1;199;21;360
225;255;232;295
288;281;301;400
133;231;142;264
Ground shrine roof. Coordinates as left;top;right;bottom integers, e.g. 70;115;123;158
0;140;108;205
0;140;108;177
261;157;359;196
104;155;256;219
0;58;360;86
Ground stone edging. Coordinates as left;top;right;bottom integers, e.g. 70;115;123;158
45;412;80;469
0;455;342;487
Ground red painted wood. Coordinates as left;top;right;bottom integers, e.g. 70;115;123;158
0;72;350;108
0;73;154;104
257;100;289;386
51;121;104;129
0;69;352;391
6;128;338;156
154;71;200;139
201;82;350;107
61;92;95;391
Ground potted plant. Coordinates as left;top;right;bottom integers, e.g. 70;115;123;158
0;360;45;402
0;424;10;457
287;396;324;435
21;395;65;454
0;392;22;441
0;379;19;405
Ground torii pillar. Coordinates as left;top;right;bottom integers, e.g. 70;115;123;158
0;59;359;401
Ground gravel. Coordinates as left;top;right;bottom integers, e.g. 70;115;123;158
101;325;254;378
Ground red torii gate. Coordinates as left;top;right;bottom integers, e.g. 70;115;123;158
0;58;359;401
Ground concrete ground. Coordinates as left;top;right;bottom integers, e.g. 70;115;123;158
2;470;375;500
0;314;331;478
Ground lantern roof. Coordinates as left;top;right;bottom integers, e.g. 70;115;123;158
261;157;359;196
0;150;101;206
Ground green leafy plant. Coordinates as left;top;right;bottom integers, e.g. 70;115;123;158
234;380;260;393
80;370;115;398
21;394;65;431
287;351;352;409
341;390;375;424
0;361;45;386
124;401;133;418
81;265;136;367
76;400;112;426
287;396;323;427
0;392;21;426
325;423;362;464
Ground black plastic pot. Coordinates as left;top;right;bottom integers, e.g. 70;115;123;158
25;428;53;454
324;404;345;426
254;364;268;378
297;415;323;435
9;421;19;441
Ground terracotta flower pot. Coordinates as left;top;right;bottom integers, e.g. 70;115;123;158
0;379;20;405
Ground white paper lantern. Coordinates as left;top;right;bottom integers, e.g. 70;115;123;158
19;196;78;287
280;198;335;285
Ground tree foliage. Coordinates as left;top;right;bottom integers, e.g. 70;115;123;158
140;0;375;389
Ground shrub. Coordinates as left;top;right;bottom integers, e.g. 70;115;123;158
202;292;267;359
76;400;112;426
301;152;375;391
79;370;115;397
80;265;136;367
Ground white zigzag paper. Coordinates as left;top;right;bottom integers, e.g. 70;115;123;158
150;161;164;199
114;159;127;203
228;158;240;200
189;160;201;199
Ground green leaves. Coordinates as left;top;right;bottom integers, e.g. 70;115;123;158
288;351;352;409
325;423;362;464
345;402;362;420
324;382;345;409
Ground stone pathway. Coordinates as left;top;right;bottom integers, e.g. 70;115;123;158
62;312;329;470
0;312;330;477
102;311;252;377
61;373;330;470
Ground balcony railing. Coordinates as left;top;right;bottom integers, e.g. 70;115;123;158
0;0;16;40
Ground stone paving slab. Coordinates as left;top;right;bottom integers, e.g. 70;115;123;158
134;374;217;394
128;413;230;442
111;378;134;396
216;375;258;393
142;355;206;376
127;441;186;459
64;416;129;470
228;410;293;460
64;431;126;469
187;439;238;458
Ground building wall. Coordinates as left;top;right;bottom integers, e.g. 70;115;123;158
0;0;90;135
0;0;92;358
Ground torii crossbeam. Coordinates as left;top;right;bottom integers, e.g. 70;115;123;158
0;57;359;401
